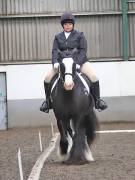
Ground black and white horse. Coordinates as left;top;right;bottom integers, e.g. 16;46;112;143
51;56;98;165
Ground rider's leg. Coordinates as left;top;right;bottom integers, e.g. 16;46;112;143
40;67;57;113
91;81;107;110
81;62;107;111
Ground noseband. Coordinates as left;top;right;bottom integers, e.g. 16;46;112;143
59;64;76;84
64;72;73;76
59;71;74;83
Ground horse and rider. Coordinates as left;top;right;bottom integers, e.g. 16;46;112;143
39;12;108;164
40;11;107;113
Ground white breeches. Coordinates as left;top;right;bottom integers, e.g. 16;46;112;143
44;62;98;83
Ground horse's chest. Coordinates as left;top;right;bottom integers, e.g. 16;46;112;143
53;91;75;107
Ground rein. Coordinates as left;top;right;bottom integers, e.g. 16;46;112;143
59;69;77;83
58;56;77;85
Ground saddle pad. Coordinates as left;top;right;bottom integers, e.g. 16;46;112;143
77;73;90;94
50;74;60;94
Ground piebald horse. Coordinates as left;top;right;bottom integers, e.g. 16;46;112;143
51;55;98;165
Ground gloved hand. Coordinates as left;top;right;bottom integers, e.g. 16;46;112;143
53;63;59;70
76;64;80;69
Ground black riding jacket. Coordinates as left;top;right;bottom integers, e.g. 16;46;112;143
52;29;88;65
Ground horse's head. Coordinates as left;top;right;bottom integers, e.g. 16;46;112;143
57;48;78;90
59;57;77;91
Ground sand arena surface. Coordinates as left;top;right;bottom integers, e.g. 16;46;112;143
0;123;135;180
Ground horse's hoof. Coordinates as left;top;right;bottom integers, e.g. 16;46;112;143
59;154;70;162
57;147;70;162
64;159;73;165
65;158;90;165
84;150;95;162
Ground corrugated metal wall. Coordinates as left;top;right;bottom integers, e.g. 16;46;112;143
129;14;135;58
0;0;121;14
128;1;135;11
0;0;135;63
128;0;135;59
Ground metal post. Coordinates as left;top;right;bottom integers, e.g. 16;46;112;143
121;0;129;61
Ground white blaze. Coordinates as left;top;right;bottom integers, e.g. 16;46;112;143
62;58;74;90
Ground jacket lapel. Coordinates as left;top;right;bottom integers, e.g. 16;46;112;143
61;30;76;40
67;30;75;40
61;31;66;40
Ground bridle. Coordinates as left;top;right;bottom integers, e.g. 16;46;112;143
59;61;76;84
64;72;73;76
57;48;78;84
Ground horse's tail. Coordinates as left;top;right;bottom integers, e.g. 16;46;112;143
85;110;99;146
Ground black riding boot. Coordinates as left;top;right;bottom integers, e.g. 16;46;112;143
91;81;107;111
40;82;52;113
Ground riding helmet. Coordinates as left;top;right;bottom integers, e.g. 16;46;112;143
61;12;75;27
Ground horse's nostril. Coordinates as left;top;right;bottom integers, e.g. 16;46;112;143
64;82;74;90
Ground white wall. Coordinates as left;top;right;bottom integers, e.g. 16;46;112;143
0;61;135;100
93;61;135;97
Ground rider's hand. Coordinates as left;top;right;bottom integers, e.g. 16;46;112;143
76;64;80;69
53;63;59;70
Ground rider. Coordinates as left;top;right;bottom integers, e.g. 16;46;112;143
40;11;107;113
